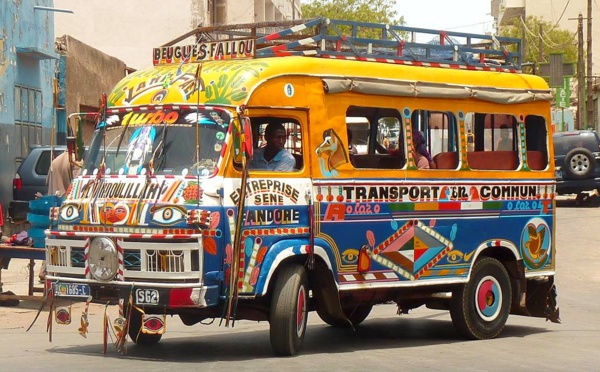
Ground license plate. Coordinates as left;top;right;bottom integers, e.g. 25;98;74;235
135;289;160;305
54;283;90;298
555;170;562;179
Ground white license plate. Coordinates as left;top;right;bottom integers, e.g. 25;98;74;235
555;170;562;179
54;283;90;298
135;289;159;305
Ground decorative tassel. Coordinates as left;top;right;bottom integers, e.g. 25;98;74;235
103;303;109;354
46;295;54;342
78;295;92;338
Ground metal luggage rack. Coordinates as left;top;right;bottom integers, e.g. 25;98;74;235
162;17;522;72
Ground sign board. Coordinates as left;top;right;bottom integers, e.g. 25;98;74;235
555;77;571;108
539;53;574;88
153;39;255;65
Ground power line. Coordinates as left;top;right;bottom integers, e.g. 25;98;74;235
550;0;571;32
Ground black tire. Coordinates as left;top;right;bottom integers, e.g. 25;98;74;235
564;148;594;179
269;264;309;356
450;257;512;340
317;304;372;327
128;306;163;345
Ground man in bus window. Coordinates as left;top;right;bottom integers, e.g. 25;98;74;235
497;125;512;151
249;123;296;171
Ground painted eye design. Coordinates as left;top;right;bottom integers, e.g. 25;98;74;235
341;249;359;264
59;204;80;222
152;206;186;226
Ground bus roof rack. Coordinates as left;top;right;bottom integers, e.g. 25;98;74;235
162;18;522;73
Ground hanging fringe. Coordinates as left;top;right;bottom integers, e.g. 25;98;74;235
78;295;92;338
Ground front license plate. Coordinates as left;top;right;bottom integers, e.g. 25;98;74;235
135;289;160;305
54;283;90;298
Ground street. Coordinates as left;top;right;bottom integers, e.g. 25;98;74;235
0;198;599;371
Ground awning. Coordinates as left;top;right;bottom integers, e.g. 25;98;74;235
322;77;553;104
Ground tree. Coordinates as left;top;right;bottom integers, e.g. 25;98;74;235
301;0;404;27
499;16;577;70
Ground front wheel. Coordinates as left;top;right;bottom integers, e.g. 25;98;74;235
269;264;309;356
450;257;512;340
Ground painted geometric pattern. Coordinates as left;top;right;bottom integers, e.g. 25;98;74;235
371;220;453;280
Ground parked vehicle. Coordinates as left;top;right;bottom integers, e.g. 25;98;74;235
9;146;65;223
553;130;600;201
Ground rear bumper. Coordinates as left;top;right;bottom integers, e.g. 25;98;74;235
555;177;600;195
8;200;29;223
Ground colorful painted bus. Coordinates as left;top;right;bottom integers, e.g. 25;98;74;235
45;18;559;356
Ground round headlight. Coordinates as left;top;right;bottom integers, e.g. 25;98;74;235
88;237;118;281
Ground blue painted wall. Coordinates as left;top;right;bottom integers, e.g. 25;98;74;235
0;0;57;231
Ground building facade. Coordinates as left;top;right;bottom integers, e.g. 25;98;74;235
0;0;58;222
54;0;301;70
492;0;600;74
492;0;600;130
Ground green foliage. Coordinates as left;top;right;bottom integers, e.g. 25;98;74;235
499;16;577;69
302;0;404;38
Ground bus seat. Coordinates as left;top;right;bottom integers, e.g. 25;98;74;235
433;152;459;169
467;151;517;170
378;155;405;169
526;151;547;170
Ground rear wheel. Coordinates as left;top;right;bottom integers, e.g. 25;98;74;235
317;304;372;327
128;306;162;345
564;148;594;179
450;257;511;340
269;264;308;356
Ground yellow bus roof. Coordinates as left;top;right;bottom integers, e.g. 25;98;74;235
107;56;550;108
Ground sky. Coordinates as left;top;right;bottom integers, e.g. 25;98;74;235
396;1;494;36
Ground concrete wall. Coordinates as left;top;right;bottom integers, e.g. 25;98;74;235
56;35;126;142
54;0;301;70
54;0;206;70
0;0;56;231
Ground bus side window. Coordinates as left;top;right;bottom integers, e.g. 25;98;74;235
469;113;519;170
415;110;458;170
525;115;549;170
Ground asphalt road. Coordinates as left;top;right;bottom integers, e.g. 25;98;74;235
0;197;599;371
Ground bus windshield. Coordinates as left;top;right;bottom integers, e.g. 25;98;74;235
84;108;231;177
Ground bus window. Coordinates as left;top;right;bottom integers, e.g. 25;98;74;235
345;106;405;169
248;117;303;172
470;113;519;170
413;110;458;170
525;115;549;170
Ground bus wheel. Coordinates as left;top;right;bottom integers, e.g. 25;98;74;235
128;306;163;345
450;257;511;340
317;304;372;327
269;264;308;356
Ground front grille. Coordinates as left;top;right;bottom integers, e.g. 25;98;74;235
46;237;202;282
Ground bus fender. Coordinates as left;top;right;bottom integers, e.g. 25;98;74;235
253;239;335;296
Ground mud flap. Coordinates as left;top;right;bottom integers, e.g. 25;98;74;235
524;276;560;323
310;261;352;328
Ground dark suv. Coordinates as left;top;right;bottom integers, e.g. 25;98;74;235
553;130;600;200
8;146;65;223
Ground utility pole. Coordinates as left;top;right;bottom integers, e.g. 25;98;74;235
587;0;594;130
538;23;543;63
577;13;585;130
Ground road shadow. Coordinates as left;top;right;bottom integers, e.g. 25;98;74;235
556;194;600;208
45;314;551;362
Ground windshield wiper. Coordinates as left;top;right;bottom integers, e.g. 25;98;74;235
148;121;167;175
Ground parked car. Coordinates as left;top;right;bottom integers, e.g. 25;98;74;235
8;146;65;223
553;130;600;201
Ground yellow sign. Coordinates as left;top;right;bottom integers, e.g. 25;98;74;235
153;40;255;65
